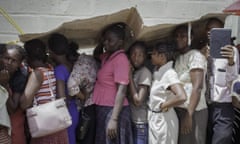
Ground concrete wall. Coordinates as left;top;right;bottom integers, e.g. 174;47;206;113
0;0;237;44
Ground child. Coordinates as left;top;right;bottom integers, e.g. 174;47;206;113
127;41;152;144
148;42;186;144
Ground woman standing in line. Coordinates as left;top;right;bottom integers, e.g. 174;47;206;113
173;24;208;144
48;33;79;144
3;44;28;144
93;22;133;144
67;41;98;144
148;42;186;144
21;39;69;144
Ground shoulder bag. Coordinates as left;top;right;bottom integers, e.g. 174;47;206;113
26;71;72;138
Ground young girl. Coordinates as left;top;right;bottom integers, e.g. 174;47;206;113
148;42;186;144
127;41;152;144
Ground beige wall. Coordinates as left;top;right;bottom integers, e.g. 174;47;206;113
0;0;237;44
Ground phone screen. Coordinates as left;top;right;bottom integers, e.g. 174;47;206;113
210;28;232;58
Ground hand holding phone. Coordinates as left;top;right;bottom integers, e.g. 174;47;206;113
221;45;235;65
210;28;232;58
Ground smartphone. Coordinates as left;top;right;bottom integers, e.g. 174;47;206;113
210;28;232;58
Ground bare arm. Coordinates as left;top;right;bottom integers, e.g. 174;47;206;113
111;84;127;120
181;68;204;134
107;84;127;139
188;68;204;115
160;83;187;110
20;70;42;109
56;80;67;99
128;74;149;106
7;92;21;114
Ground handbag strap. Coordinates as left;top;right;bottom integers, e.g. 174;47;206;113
33;68;55;106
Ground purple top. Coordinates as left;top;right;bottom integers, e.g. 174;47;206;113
54;65;70;96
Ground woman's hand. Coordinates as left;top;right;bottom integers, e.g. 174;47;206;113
180;111;193;135
76;91;85;101
220;45;235;65
106;118;118;139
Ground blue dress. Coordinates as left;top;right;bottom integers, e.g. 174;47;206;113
55;65;79;144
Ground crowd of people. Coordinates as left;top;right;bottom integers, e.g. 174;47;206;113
0;16;240;144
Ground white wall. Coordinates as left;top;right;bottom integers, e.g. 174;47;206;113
0;0;237;44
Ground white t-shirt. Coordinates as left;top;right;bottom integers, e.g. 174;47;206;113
174;49;207;111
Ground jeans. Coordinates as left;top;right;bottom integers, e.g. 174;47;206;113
207;102;234;144
132;123;148;144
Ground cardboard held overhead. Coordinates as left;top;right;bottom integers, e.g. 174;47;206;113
137;13;229;45
19;7;143;48
19;7;229;48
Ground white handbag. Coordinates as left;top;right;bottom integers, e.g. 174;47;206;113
26;71;72;138
26;98;72;138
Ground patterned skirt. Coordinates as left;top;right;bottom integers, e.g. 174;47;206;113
95;105;133;144
0;126;11;144
31;129;69;144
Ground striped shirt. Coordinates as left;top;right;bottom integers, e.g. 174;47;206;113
34;67;56;105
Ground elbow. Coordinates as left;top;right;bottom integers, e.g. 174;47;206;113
179;97;187;104
176;93;187;105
